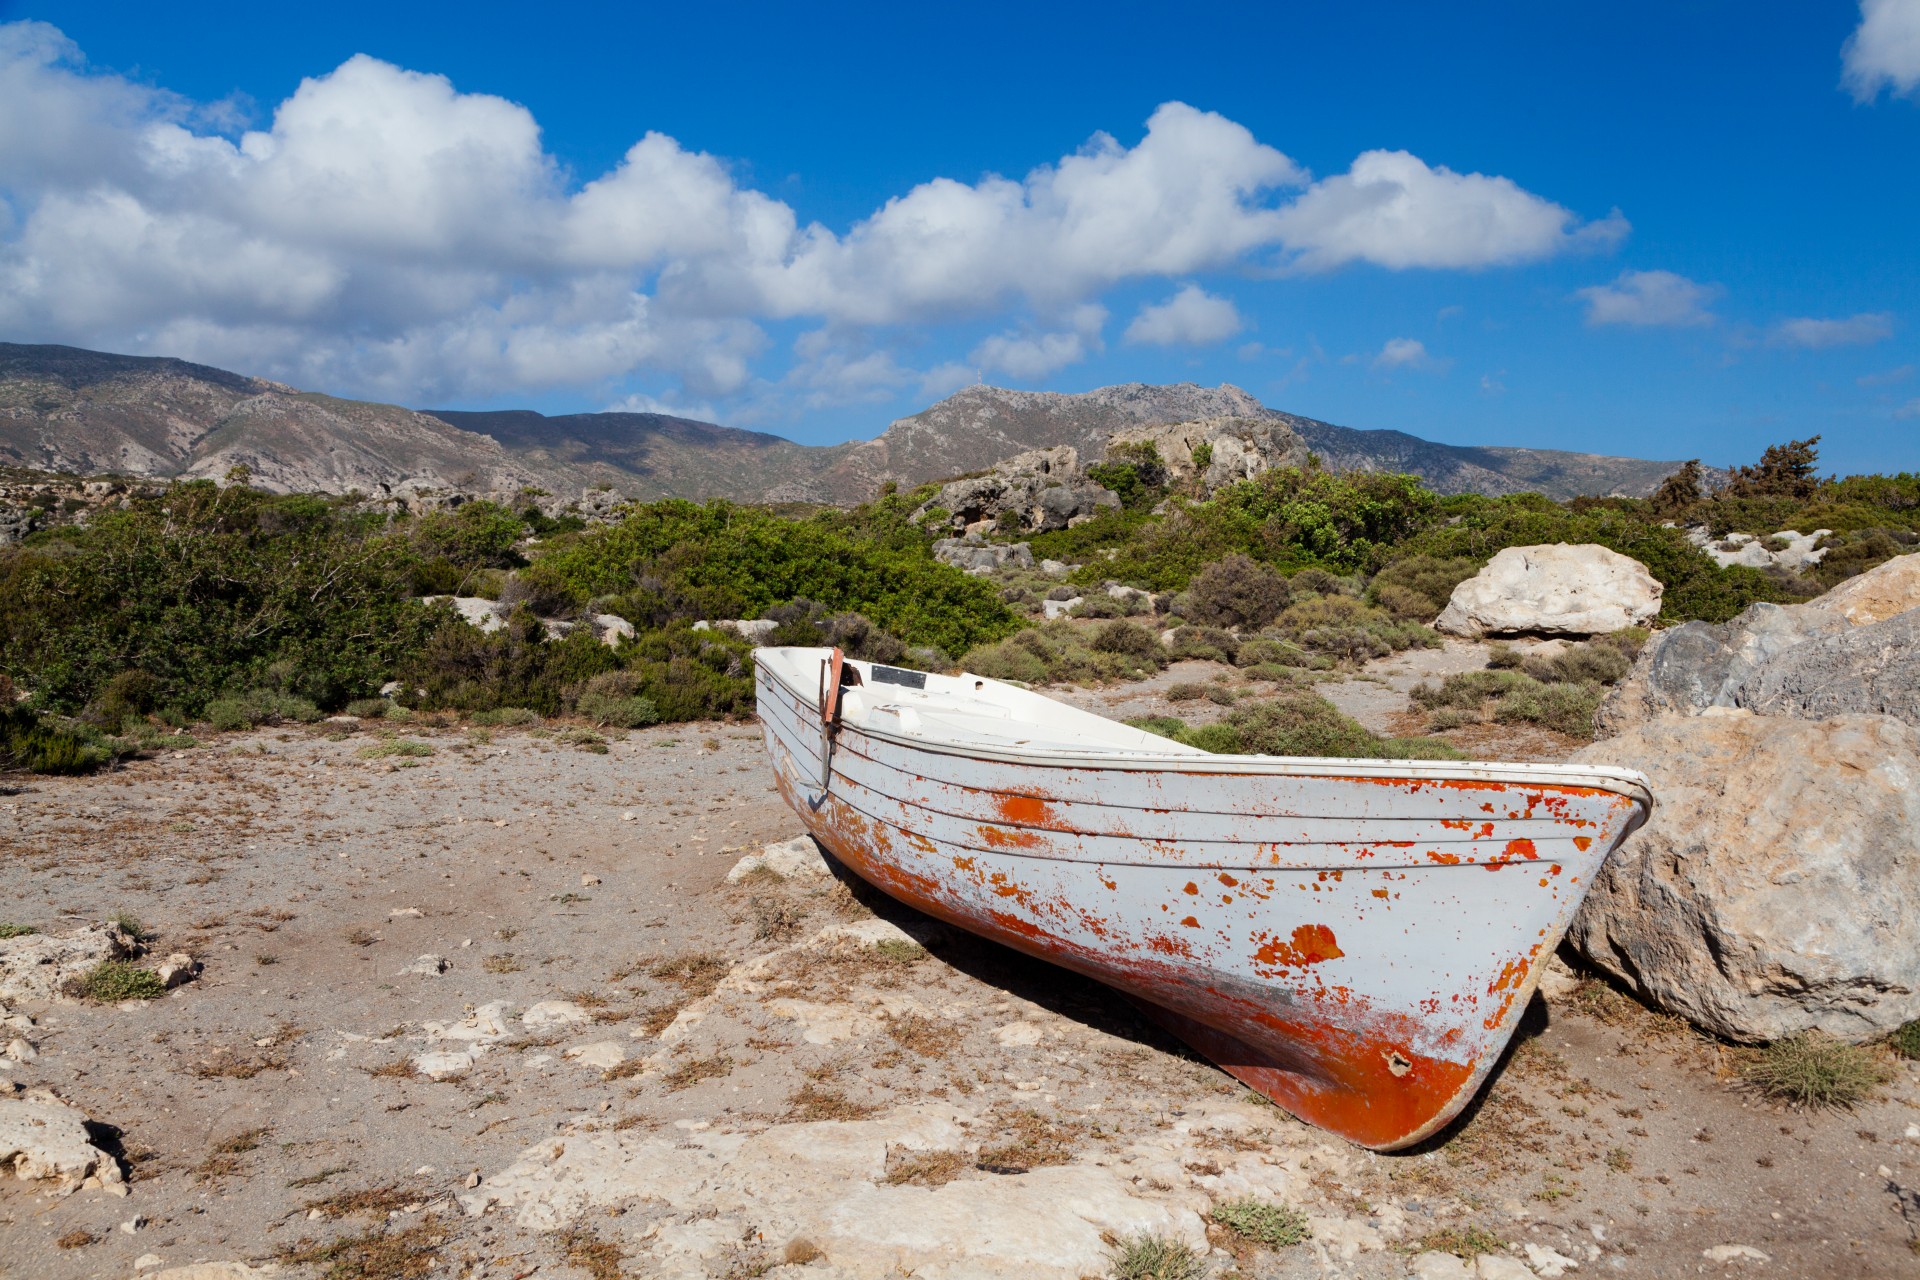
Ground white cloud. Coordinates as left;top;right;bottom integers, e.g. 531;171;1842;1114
1372;337;1449;372
1844;0;1920;101
970;305;1105;380
1769;312;1894;348
0;21;1629;408
1479;371;1507;395
1270;150;1627;271
1123;285;1243;345
1859;363;1914;386
604;390;720;421
1896;397;1920;419
1574;270;1719;327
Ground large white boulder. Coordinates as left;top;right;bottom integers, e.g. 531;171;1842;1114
0;1090;127;1195
1435;544;1662;638
1568;710;1920;1042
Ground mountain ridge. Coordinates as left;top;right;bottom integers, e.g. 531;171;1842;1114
0;342;1700;504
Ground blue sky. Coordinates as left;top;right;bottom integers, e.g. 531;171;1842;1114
2;1;1917;474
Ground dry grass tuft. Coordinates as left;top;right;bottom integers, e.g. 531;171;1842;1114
1738;1032;1889;1110
885;1012;961;1058
786;1082;878;1122
55;1229;95;1249
882;1148;971;1187
193;1126;271;1184
558;1226;626;1280
305;1183;420;1219
975;1107;1082;1173
661;1053;735;1092
649;952;730;998
279;1215;447;1280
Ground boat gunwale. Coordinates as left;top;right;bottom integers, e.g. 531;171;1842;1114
754;650;1655;811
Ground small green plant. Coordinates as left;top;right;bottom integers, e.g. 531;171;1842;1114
1210;1197;1310;1248
358;739;434;759
1418;1225;1503;1260
470;707;540;727
1106;1233;1203;1280
1888;1020;1920;1061
75;960;167;1002
1739;1032;1889;1109
111;910;151;941
0;923;36;939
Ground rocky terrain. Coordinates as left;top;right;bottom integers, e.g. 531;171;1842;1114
0;343;1703;506
3;623;1919;1278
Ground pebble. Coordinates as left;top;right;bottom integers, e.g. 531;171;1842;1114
398;955;449;976
120;1215;146;1233
1702;1244;1771;1263
581;873;601;886
134;1255;163;1271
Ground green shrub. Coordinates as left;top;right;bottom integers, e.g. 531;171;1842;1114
358;739;434;759
1166;682;1207;702
574;671;661;728
1269;595;1436;663
1366;554;1481;620
0;482;432;715
1132;691;1463;760
74;960;167;1002
1888;1020;1920;1060
1185;553;1291;629
1210;1197;1310;1248
344;698;392;718
1738;1032;1888;1109
1166;625;1238;664
87;668;161;731
961;620;1165;685
469;707;540;727
0;705;113;774
1492;679;1605;738
201;688;322;732
0;923;36;939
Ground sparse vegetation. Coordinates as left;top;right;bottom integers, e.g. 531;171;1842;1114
73;960;167;1002
1210;1197;1310;1248
1131;689;1463;760
1418;1224;1504;1261
1739;1032;1889;1109
1888;1020;1920;1061
1107;1233;1204;1280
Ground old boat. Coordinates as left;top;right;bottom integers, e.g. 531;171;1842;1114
754;646;1652;1151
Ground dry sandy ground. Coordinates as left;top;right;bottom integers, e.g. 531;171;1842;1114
1;655;1917;1280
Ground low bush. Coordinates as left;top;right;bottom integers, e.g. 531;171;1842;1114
1184;553;1291;629
572;670;661;728
343;698;393;718
1132;691;1463;760
1106;1234;1203;1280
203;688;323;732
1268;595;1437;664
1888;1020;1920;1060
961;621;1166;685
1210;1197;1311;1248
1166;626;1239;664
469;706;540;727
1;702;115;774
74;960;167;1002
1366;554;1481;621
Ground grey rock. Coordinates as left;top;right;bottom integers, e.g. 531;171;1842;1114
1568;711;1920;1042
1106;415;1311;493
421;596;507;634
1733;610;1920;724
932;536;1036;575
400;955;450;977
590;614;635;647
0;1089;128;1194
0;923;138;1005
914;447;1119;535
691;618;779;644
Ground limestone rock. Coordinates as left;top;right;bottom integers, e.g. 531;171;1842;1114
1806;550;1920;626
1597;557;1920;737
522;1000;593;1028
562;1041;626;1070
1732;609;1920;724
151;1264;276;1280
156;952;199;988
591;614;635;647
421;595;506;633
932;535;1036;575
727;835;833;883
1568;711;1920;1042
914;447;1119;536
1410;1253;1474;1280
1107;414;1311;493
1435;544;1662;638
0;922;137;1005
398;955;449;977
693;619;779;644
0;1090;127;1195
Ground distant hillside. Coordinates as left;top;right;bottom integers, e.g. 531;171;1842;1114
0;342;1701;504
0;343;537;495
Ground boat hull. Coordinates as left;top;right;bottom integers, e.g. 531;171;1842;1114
754;653;1648;1151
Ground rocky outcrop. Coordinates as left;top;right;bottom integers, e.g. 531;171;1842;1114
1597;552;1920;735
1568;710;1920;1042
1435;544;1663;638
0;922;138;1005
913;447;1118;535
0;1088;128;1195
1107;415;1311;493
932;535;1037;574
1690;527;1830;572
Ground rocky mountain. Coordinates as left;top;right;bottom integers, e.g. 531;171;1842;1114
0;344;540;496
0;342;1700;505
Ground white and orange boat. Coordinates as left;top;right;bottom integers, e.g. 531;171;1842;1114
754;647;1652;1151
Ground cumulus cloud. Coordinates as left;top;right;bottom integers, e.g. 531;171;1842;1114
1270;150;1627;271
971;305;1107;380
1372;337;1449;372
1843;0;1920;101
1574;270;1719;327
1123;285;1243;345
1769;312;1894;348
1897;397;1920;419
0;21;1627;407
